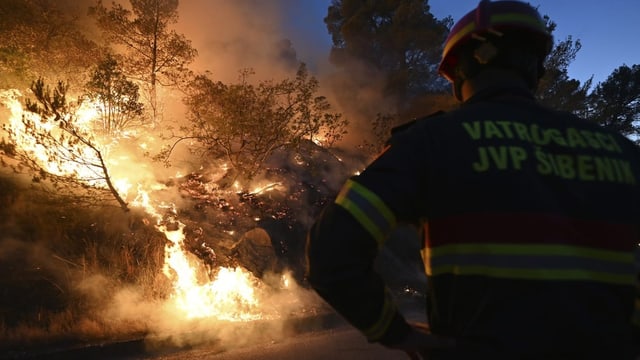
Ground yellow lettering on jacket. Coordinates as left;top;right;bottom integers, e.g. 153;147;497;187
463;120;636;185
462;120;624;153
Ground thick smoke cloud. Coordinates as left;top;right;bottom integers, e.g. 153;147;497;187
176;0;302;82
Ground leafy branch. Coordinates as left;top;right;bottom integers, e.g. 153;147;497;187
160;63;348;182
12;78;129;210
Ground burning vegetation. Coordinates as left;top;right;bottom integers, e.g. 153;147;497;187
0;0;359;353
1;0;637;356
0;76;353;351
0;0;447;354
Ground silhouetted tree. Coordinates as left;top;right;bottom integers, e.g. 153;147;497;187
587;64;640;137
325;0;451;111
536;18;591;115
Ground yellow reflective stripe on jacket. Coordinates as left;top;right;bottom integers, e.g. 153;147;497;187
426;243;635;286
335;179;396;247
362;288;397;341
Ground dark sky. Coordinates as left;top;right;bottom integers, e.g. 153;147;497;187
284;0;640;86
428;0;640;85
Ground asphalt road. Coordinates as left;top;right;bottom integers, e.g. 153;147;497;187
151;324;409;360
7;303;425;359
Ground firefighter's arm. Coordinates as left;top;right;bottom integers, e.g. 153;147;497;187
306;202;412;345
307;203;455;350
306;128;452;347
306;133;422;345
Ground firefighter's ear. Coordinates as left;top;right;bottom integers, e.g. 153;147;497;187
473;41;498;64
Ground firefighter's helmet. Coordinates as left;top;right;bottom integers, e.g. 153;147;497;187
438;0;552;85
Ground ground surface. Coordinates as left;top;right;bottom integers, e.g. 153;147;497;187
151;325;409;360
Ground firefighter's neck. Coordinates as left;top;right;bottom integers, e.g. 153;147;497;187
460;68;531;103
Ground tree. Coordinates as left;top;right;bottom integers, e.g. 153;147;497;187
5;78;129;210
536;18;591;116
325;0;451;111
90;0;197;124
587;64;640;137
0;0;99;88
162;63;348;181
85;54;144;135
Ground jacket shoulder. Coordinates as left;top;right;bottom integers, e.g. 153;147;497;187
390;110;447;137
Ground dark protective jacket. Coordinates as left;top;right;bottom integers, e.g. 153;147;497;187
306;87;640;359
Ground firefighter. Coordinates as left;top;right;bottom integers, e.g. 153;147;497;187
306;0;640;358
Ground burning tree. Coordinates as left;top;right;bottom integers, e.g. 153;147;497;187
3;78;129;210
162;63;348;181
85;54;145;135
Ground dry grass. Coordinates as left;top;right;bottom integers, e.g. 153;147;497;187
0;170;167;350
0;308;150;350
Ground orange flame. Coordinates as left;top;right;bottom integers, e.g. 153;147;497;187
1;89;295;323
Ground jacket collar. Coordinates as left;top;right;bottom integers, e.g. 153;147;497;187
463;86;535;105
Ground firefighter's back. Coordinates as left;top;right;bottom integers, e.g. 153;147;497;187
407;93;640;358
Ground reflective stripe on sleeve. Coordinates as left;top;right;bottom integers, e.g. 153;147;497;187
335;179;396;247
426;243;636;286
362;288;397;341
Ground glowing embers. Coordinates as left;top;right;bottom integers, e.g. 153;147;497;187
249;182;283;196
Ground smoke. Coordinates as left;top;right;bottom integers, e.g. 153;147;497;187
323;61;396;151
0;239;67;284
0;0;394;353
175;0;302;82
173;0;393;151
72;268;324;351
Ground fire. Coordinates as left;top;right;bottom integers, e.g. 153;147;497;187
158;220;265;321
0;89;114;187
0;89;296;325
311;133;327;147
127;187;268;321
249;182;283;195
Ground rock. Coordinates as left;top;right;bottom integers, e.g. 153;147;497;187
231;228;277;278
